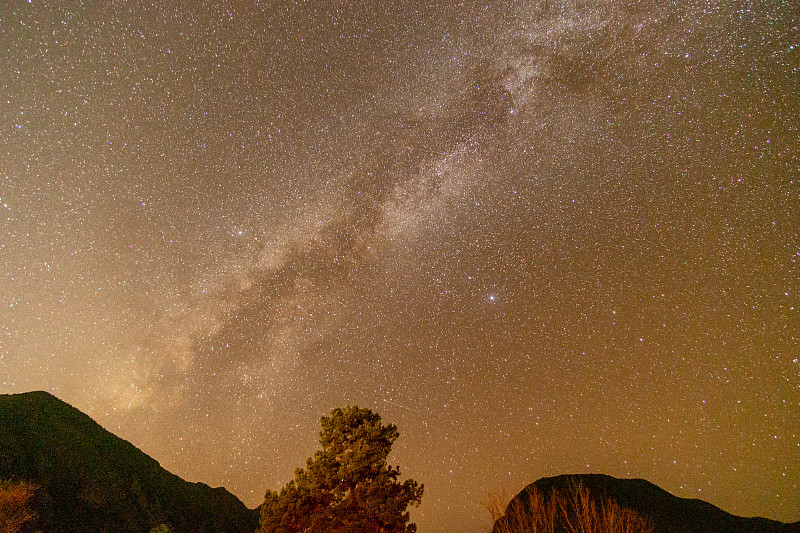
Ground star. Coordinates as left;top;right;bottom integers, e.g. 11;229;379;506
1;3;796;532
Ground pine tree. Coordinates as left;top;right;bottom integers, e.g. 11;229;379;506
258;406;423;533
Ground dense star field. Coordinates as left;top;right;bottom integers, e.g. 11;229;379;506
1;2;798;532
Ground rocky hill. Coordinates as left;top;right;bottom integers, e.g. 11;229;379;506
0;391;259;533
494;474;799;533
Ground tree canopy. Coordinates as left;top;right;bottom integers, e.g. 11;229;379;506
258;406;423;533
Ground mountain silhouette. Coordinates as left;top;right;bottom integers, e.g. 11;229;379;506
0;391;259;533
494;474;799;533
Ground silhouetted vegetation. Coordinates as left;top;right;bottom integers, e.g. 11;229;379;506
490;474;799;533
0;479;38;533
3;392;797;533
485;479;651;533
258;406;423;533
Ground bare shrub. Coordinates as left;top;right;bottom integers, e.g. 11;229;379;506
486;480;651;533
0;479;38;533
483;486;555;533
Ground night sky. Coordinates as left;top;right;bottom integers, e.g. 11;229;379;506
1;2;798;531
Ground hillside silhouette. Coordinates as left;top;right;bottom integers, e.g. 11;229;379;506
2;392;797;533
0;391;258;533
493;474;799;533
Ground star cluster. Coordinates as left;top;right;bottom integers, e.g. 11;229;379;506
1;2;797;532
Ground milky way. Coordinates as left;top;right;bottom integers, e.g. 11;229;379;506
1;2;798;531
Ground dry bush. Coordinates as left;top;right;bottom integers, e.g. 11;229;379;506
482;488;510;523
558;481;652;533
0;479;38;533
482;486;555;533
485;480;651;533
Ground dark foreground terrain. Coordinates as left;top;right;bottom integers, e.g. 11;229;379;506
0;391;258;533
495;473;800;533
3;391;797;533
